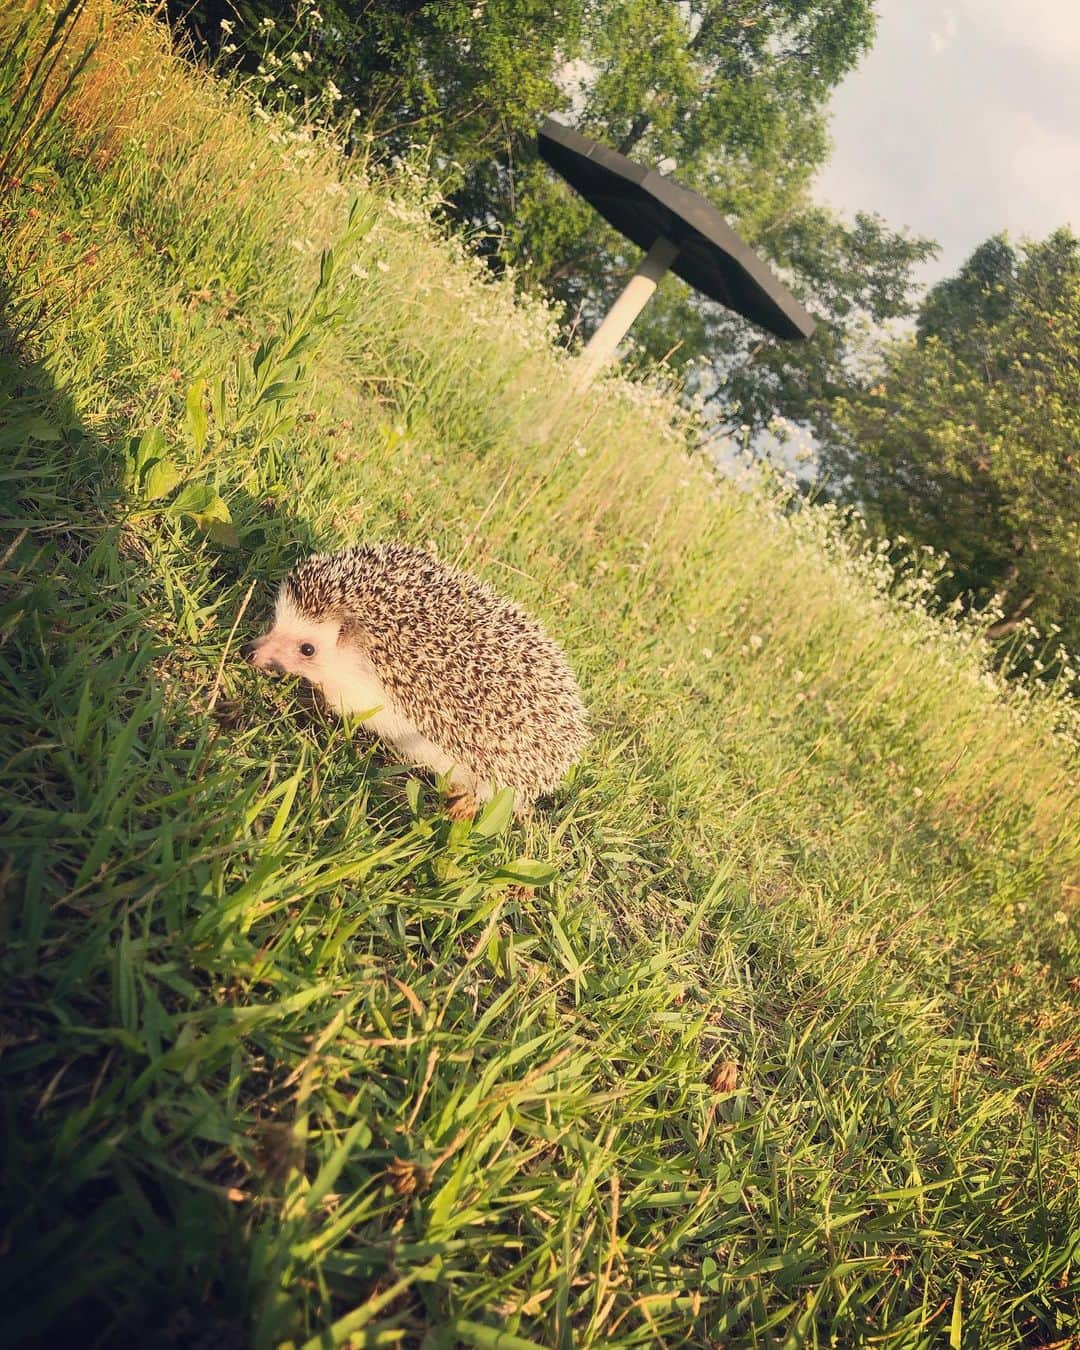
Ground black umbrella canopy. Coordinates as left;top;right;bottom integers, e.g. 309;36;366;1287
538;117;815;341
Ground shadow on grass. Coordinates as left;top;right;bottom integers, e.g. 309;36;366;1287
0;312;355;1348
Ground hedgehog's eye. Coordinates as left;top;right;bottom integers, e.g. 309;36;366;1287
299;642;316;658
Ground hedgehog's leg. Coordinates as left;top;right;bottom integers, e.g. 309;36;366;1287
373;716;457;777
368;711;476;816
450;779;526;820
444;788;478;821
443;763;481;820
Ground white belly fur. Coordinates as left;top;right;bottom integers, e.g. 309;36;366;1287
316;657;485;797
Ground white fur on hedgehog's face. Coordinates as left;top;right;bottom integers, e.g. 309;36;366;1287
245;589;363;710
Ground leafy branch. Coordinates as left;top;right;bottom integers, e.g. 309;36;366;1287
124;197;374;547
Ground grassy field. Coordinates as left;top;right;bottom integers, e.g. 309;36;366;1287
1;4;1078;1346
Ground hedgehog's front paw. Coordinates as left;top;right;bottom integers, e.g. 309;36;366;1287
444;789;478;822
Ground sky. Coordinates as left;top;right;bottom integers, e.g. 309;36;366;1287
815;0;1080;286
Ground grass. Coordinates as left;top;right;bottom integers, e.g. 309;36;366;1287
1;3;1078;1345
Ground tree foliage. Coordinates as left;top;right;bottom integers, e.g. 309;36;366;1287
166;1;936;433
823;229;1080;657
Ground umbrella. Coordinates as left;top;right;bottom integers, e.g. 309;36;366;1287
538;117;815;383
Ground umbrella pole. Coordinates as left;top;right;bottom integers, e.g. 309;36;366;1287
576;235;679;386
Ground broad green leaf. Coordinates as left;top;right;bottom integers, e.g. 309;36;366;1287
132;426;165;476
185;378;208;451
494;859;558;887
171;485;231;522
258;380;307;406
167;481;217;517
194;516;240;548
142;458;182;502
168;484;237;545
472;787;515;838
22;415;62;443
211;377;227;425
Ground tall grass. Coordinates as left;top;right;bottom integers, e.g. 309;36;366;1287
1;3;1078;1345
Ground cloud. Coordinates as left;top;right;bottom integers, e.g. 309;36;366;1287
1007;115;1080;229
816;0;1079;283
929;7;957;57
958;0;1080;65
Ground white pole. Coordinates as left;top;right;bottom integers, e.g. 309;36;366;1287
576;235;679;386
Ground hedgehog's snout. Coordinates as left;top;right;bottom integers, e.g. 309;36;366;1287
243;634;287;675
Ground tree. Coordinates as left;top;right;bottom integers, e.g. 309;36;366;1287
166;1;589;163
677;205;937;436
822;229;1080;657
453;1;935;435
915;233;1018;356
167;1;934;434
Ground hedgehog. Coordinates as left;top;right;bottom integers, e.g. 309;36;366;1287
243;542;588;818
